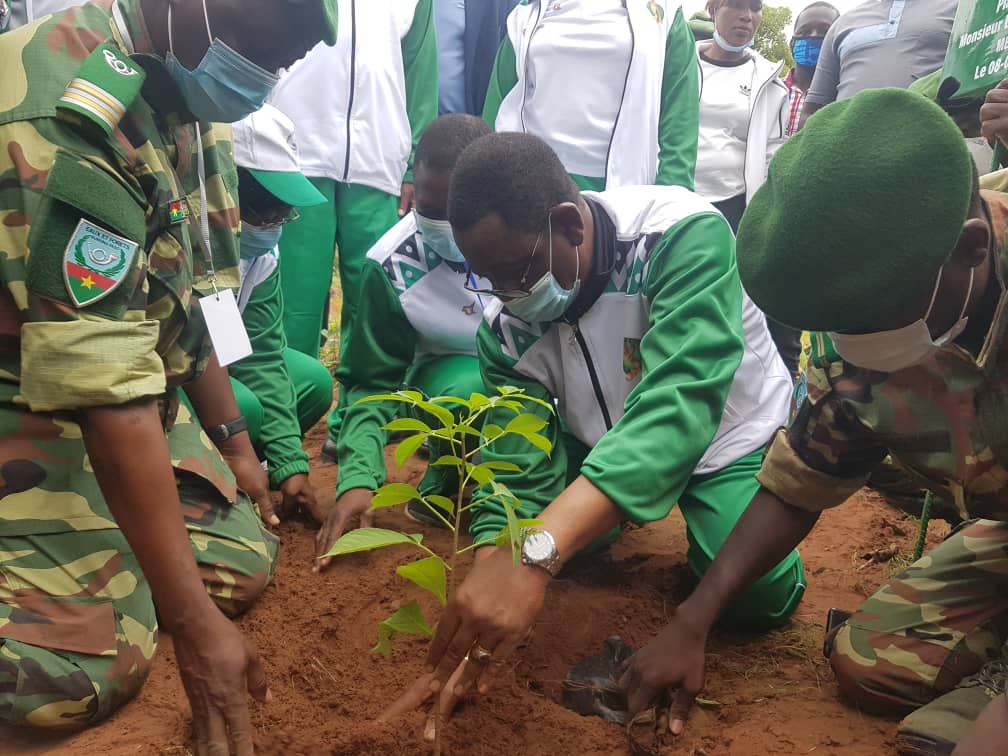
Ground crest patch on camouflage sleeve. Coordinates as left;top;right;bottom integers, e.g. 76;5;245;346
62;219;138;307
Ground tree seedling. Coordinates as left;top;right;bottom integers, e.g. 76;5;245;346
323;386;554;754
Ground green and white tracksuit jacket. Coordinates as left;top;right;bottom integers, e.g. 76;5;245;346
334;214;490;498
269;0;438;191
470;185;792;543
483;0;699;190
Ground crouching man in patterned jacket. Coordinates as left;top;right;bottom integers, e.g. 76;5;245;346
385;131;806;730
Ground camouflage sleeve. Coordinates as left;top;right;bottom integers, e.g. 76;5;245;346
757;361;887;511
0;118;163;412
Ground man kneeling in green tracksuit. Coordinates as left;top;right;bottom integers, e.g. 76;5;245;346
392;132;808;723
228;105;334;522
314;114;494;568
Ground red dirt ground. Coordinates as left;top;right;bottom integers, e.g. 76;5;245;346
5;421;950;756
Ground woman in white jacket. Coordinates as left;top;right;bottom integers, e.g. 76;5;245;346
695;0;799;373
695;0;787;228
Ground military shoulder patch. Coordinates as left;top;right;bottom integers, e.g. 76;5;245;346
56;42;145;135
63;219;138;307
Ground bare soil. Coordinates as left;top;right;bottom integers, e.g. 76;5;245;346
5;420;949;756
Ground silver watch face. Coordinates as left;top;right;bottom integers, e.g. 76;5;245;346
523;531;555;562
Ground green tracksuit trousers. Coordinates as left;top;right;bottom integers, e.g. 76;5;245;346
275;178;400;439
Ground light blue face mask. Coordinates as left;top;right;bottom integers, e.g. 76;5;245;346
505;215;581;323
713;30;755;54
240;221;282;260
415;211;465;263
165;0;278;123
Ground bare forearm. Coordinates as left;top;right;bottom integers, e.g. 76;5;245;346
185;351;242;428
80;399;216;629
537;475;623;564
679;488;818;630
185;351;259;460
796;100;824;132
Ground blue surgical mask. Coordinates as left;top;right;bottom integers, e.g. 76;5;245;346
240;221;282;260
414;211;465;263
791;37;824;68
165;0;278;123
505;216;581;323
713;30;755;54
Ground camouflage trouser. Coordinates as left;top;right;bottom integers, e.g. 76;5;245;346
829;519;1008;715
0;406;279;730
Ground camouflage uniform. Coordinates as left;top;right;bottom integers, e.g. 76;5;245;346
758;191;1008;715
0;0;278;729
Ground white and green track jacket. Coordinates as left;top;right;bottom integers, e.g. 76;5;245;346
471;185;791;543
334;214;489;498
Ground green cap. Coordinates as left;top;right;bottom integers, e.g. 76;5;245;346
736;88;975;333
232;104;326;208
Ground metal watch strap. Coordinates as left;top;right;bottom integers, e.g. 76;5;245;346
206;416;248;444
521;530;562;576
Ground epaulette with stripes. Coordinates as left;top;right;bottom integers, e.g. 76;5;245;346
56;42;145;135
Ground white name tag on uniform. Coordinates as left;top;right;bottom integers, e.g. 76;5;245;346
200;289;253;366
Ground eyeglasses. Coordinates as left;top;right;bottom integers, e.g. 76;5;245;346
242;206;300;229
464;227;546;300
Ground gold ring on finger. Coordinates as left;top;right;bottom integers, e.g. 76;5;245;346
470;644;493;664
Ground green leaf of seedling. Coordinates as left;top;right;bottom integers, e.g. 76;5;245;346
394;433;427;467
489;479;520;505
516;394;558;414
414;399;455;428
479;460;523;473
425;495;456;515
468;462;496;486
431;455;465;468
325;527;425;557
358;391;421;409
396;555;448;605
495;400;525;413
505;413;548;435
483;423;505;443
382;418;432;433
523;432;553;457
468;392;491;409
497;385;523;396
371;483;422;509
372;599;433;657
502;498;522;565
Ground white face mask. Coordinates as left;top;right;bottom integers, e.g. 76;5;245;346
504;213;581;323
414;211;465;263
829;266;975;373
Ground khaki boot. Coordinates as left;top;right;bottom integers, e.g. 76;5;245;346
896;647;1008;756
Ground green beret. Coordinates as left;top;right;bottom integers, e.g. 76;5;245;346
736;88;974;333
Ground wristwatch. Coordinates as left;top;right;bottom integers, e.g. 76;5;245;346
521;530;561;577
205;416;248;445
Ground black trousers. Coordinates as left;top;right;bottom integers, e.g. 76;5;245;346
714;194;801;377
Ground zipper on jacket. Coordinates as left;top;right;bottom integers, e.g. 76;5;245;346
602;0;635;184
518;2;546;131
569;320;613;430
741;59;783;201
342;0;357;181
